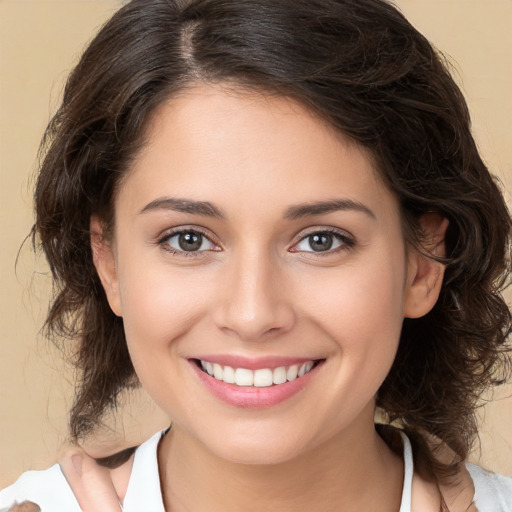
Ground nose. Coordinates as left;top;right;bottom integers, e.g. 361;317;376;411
213;249;296;342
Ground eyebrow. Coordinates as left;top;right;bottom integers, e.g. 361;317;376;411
139;197;225;218
139;196;375;221
284;199;376;220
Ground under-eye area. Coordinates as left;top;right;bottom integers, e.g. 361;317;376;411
193;359;325;387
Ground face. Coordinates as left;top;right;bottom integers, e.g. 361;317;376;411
94;84;442;464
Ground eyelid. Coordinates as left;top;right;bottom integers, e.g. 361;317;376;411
154;225;355;257
289;227;355;254
156;226;222;254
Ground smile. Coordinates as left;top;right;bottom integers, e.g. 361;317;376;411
199;360;315;387
190;357;324;408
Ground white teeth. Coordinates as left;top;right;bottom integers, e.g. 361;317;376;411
213;363;223;380
286;364;299;381
298;361;314;377
235;368;254;386
273;366;287;385
199;360;316;387
253;368;273;387
222;365;236;384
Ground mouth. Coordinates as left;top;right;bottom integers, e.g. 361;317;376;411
189;356;325;407
194;359;320;387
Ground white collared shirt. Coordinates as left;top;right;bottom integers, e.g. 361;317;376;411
1;430;511;511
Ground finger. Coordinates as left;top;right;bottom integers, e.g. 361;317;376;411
60;448;123;512
7;502;41;512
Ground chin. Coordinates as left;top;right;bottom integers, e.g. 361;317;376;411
217;446;301;466
201;427;314;466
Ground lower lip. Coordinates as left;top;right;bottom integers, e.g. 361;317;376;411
189;360;322;408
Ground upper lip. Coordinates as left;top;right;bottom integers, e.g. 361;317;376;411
190;354;322;370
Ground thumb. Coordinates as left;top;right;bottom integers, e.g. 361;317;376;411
6;502;41;512
60;448;123;512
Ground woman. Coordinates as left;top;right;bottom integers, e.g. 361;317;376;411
1;0;512;510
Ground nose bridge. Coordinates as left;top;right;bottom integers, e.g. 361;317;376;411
214;243;294;341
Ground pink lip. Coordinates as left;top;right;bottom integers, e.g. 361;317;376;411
191;354;316;370
189;359;323;409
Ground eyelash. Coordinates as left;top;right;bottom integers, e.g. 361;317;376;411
157;227;219;257
156;227;355;258
290;228;355;258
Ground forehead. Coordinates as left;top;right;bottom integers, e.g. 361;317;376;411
118;84;398;224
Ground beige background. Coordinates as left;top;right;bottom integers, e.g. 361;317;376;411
1;0;511;488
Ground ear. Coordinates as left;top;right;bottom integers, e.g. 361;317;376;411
403;213;449;319
90;216;122;317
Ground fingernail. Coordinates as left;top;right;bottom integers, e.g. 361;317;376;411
71;454;83;476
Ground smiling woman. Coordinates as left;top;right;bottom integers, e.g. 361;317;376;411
93;89;422;469
1;0;512;511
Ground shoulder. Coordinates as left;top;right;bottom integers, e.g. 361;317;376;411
0;464;80;512
122;430;165;511
466;462;512;512
394;427;512;512
0;430;166;512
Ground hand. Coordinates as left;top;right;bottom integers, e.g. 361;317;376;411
6;502;41;512
60;447;133;512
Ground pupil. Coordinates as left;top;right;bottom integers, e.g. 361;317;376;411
310;233;333;252
178;232;202;251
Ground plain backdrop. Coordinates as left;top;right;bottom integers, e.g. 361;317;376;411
1;0;511;487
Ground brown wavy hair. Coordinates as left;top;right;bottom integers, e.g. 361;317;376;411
33;0;511;480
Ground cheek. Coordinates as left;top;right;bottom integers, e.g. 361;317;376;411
304;255;404;329
116;256;216;366
297;253;406;383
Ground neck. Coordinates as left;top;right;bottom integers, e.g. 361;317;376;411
157;413;403;512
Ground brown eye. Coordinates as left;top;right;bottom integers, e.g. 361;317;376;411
178;232;203;251
161;229;216;253
292;230;354;254
308;233;334;252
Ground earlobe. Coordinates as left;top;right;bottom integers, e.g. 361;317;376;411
90;216;122;317
403;214;449;319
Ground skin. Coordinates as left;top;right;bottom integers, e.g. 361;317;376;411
58;448;132;512
6;503;40;512
88;84;452;511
